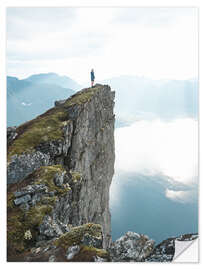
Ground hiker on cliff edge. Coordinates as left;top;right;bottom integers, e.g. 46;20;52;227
91;69;95;87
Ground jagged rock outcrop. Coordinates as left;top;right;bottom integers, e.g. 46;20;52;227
144;233;198;262
107;232;198;262
108;231;155;262
7;126;18;145
7;84;115;261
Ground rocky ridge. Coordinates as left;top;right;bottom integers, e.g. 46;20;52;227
7;84;115;261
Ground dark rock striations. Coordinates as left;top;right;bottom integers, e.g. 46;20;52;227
7;84;115;261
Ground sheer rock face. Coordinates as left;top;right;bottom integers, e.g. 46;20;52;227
7;84;115;259
66;85;115;248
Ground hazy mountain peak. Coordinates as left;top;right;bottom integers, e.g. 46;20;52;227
25;72;81;91
7;73;79;126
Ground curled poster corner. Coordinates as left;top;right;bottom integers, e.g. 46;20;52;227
173;238;199;263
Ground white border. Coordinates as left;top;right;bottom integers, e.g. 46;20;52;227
0;0;202;269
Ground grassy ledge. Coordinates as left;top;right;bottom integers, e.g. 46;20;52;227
54;223;102;249
34;165;71;195
8;85;102;159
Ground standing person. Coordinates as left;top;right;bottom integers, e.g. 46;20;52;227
91;69;95;87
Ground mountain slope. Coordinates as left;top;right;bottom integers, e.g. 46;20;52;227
7;76;76;126
26;72;81;91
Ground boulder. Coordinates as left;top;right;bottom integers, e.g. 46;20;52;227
14;194;31;206
66;245;80;260
109;231;155;262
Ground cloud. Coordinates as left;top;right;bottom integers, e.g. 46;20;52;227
7;7;197;83
7;7;111;61
115;118;198;183
165;189;196;203
111;118;198;204
7;7;76;40
113;7;197;27
21;102;32;106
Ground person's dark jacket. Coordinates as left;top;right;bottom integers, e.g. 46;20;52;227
91;71;95;81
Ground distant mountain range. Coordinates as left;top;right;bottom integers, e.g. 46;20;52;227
7;73;198;127
7;73;81;126
25;72;81;91
101;76;198;125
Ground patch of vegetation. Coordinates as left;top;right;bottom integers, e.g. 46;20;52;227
7;207;25;252
70;245;109;262
40;196;58;205
35;165;71;196
7;200;53;253
7;164;71;253
7;192;15;210
69;170;82;182
8;108;67;159
26;204;53;227
63;86;99;107
55;223;102;249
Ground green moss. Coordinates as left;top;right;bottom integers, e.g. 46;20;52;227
63;86;99;107
7;193;15;210
81;245;108;256
7;196;54;253
8;109;68;159
69;170;82;182
7;208;25;252
27;205;53;226
70;245;109;262
55;223;102;249
40;196;58;206
7;165;68;253
35;165;71;196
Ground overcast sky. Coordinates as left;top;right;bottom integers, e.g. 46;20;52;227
7;7;198;84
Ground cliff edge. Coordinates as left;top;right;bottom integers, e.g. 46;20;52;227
7;84;115;261
7;83;196;262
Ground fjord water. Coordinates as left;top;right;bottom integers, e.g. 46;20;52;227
110;173;198;244
110;116;198;244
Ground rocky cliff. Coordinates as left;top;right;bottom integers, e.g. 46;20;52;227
7;84;115;261
7;83;197;262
